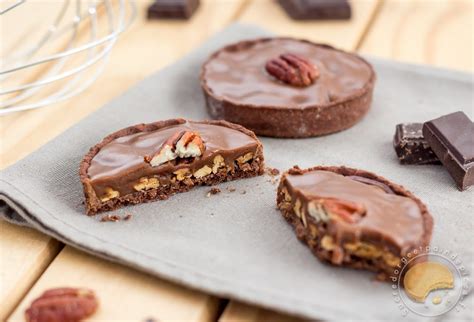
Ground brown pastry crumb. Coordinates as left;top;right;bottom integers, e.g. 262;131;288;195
209;187;221;195
241;190;247;195
265;167;280;176
265;167;280;184
207;187;221;197
124;214;133;221
100;214;121;222
226;186;236;192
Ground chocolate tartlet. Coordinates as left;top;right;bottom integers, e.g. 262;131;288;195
80;119;264;215
201;38;376;138
277;166;433;280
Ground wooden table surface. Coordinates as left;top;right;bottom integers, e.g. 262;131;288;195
1;0;472;321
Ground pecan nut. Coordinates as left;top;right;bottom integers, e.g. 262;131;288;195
100;187;119;202
145;131;205;167
265;53;319;87
25;287;98;322
322;198;366;223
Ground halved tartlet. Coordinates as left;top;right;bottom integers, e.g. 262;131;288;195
277;166;433;280
80;119;264;214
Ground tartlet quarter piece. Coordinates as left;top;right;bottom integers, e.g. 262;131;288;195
201;37;376;138
80;119;264;215
277;166;433;280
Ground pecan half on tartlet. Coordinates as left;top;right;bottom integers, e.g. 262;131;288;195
201;37;376;138
80;119;264;215
277;166;433;281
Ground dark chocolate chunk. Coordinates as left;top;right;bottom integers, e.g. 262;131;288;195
147;0;200;20
423;111;474;191
393;123;441;165
278;0;351;20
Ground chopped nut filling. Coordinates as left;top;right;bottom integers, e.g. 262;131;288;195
193;165;212;178
174;168;190;181
212;155;225;173
308;224;318;238
236;152;254;164
293;198;302;218
344;241;383;258
306;198;365;223
321;235;336;251
100;187;119;202
307;200;330;222
291;198;308;227
320;235;400;267
133;177;160;191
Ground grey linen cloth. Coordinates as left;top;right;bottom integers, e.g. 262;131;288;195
1;24;473;321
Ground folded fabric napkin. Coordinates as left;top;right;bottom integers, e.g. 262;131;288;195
1;24;472;320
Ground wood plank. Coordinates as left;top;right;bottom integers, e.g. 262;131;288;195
359;0;473;71
238;0;382;50
8;246;220;322
219;301;308;322
1;0;243;319
0;221;62;320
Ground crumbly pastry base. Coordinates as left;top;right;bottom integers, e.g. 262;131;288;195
201;38;376;138
80;119;265;215
277;166;433;281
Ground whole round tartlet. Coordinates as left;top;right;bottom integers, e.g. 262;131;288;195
201;37;376;138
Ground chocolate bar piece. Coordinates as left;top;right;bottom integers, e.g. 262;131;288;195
393;123;441;165
147;0;200;20
277;166;433;281
423;111;474;191
277;0;351;20
80;119;265;214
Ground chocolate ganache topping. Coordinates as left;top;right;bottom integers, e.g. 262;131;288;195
202;38;373;108
88;121;259;197
283;170;424;253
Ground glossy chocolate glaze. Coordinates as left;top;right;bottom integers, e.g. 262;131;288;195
202;38;372;108
88;122;258;197
284;170;424;253
347;175;395;194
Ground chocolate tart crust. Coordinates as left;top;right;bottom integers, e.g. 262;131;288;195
80;119;265;215
277;166;433;281
201;38;376;138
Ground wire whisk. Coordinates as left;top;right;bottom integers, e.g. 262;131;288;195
0;0;136;115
